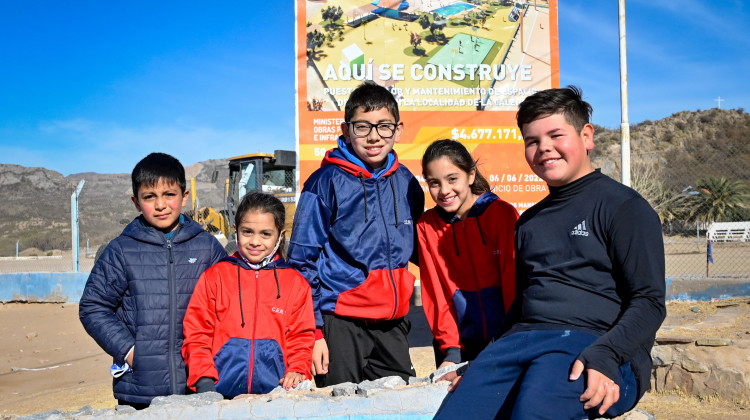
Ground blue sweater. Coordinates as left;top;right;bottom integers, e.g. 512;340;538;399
79;214;226;404
288;138;424;327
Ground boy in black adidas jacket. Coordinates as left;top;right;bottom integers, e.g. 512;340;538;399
435;87;666;419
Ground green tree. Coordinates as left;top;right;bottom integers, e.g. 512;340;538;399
321;5;344;29
418;13;432;32
307;30;325;56
686;177;750;224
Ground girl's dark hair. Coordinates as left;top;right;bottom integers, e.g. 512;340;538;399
235;192;286;255
422;139;490;195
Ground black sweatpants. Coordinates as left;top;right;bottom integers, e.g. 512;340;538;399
315;313;416;387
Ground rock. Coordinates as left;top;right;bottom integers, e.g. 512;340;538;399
429;361;468;383
269;380;314;394
665;365;694;393
115;404;137;413
16;409;64;420
681;358;709;373
651;345;677;366
150;392;223;407
620;408;656;420
696;338;732;346
655;336;694;345
690;306;702;312
356;376;406;396
700;367;750;400
331;382;358;397
25;332;38;340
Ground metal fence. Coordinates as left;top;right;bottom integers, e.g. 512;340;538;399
2;118;749;281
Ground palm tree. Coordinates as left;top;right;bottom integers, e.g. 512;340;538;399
686;177;750;224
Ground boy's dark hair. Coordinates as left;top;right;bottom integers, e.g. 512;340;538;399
422;139;491;196
235;191;286;254
345;81;400;123
516;86;593;133
131;152;186;196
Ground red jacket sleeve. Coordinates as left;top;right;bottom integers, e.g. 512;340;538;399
182;271;220;390
284;276;316;380
417;219;461;354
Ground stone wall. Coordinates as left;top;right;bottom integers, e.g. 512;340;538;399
651;337;750;401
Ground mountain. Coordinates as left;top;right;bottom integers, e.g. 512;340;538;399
591;108;750;190
0;160;229;256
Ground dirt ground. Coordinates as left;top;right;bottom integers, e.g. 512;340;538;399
1;300;749;419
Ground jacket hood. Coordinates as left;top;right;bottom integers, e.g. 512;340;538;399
321;135;399;179
435;191;500;224
121;214;204;245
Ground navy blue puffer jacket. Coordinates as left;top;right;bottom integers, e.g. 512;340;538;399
79;215;226;404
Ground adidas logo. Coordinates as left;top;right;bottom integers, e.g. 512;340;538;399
188;258;197;263
570;220;589;237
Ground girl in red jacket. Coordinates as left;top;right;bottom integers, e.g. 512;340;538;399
182;192;315;397
418;140;519;368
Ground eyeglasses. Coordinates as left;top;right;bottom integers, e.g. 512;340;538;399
346;121;398;138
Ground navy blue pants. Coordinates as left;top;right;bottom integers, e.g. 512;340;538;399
434;329;638;420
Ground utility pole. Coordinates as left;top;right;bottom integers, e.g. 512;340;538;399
618;0;631;187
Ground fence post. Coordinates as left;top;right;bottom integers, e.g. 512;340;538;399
71;180;85;272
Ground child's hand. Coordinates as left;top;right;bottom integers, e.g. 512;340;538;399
126;346;135;367
279;372;304;390
311;338;329;375
569;360;620;415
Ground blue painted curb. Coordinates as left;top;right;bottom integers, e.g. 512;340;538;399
0;272;89;303
1;274;748;304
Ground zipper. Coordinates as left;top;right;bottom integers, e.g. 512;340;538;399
462;220;488;342
166;239;178;394
247;269;260;393
375;180;399;320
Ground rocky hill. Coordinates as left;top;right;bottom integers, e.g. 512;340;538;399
591;107;750;190
0;160;229;256
1;108;748;255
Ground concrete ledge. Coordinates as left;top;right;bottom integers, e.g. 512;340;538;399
0;272;88;303
2;274;748;304
666;277;750;301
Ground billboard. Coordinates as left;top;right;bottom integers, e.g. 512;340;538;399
296;0;559;211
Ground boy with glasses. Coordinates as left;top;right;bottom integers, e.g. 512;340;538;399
288;81;424;386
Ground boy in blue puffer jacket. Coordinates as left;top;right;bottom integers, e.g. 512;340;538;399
79;152;226;408
288;81;424;387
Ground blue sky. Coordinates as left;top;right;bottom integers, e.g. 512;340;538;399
1;1;747;176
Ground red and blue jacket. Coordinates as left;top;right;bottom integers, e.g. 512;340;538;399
417;192;518;362
182;255;315;397
288;137;424;328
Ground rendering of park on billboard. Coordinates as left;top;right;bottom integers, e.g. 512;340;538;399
296;0;558;211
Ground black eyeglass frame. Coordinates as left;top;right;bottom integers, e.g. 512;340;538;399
345;120;399;138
